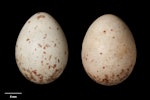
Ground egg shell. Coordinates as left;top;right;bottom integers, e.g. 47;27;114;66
15;12;68;84
81;14;136;86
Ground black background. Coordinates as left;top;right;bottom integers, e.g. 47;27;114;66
1;0;148;99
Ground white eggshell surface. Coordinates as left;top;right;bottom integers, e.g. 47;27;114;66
81;14;136;86
15;12;68;84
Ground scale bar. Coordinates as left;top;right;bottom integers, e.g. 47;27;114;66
4;92;22;94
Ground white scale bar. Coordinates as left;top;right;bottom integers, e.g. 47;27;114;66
4;92;22;94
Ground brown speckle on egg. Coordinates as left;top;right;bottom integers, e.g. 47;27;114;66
53;64;57;69
43;51;46;54
43;34;47;39
32;70;37;75
57;27;59;30
102;74;109;84
41;60;43;64
46;69;62;82
54;43;56;47
37;15;45;19
43;44;50;49
102;66;105;69
48;65;51;69
26;38;30;41
26;38;31;43
64;51;67;55
103;30;106;33
28;20;31;23
38;43;42;48
112;36;115;39
58;59;60;63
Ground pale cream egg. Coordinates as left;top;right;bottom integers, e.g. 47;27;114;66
15;12;68;84
81;14;136;86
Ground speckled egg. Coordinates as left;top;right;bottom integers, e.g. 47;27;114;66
15;12;68;84
81;14;136;86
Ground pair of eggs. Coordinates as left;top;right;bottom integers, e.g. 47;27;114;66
15;12;136;86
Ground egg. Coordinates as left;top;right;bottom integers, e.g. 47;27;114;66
15;12;68;84
81;14;136;86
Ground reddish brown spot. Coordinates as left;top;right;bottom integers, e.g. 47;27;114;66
64;51;67;55
103;30;106;33
117;74;120;77
48;69;61;81
127;68;130;71
43;34;47;39
26;38;30;41
22;67;25;71
38;43;42;48
102;66;105;69
41;60;43;64
48;65;51;69
39;75;43;82
43;44;50;49
53;64;57;69
111;74;115;79
37;15;45;19
110;29;113;31
85;58;87;61
58;59;60;63
120;69;125;75
43;51;46;54
54;43;56;47
102;74;109;83
100;52;103;55
112;36;115;39
46;63;49;65
28;21;31;23
57;27;59;30
32;70;37;75
26;69;30;73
